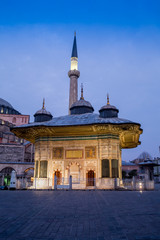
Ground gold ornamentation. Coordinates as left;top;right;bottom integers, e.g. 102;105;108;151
53;147;63;159
85;147;96;159
65;150;83;159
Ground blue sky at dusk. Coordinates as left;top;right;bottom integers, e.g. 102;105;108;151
0;0;160;161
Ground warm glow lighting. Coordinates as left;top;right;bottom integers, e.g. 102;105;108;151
139;182;143;190
71;57;78;70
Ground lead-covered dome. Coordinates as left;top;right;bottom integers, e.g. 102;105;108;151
70;86;94;115
34;99;53;122
99;95;119;118
0;98;20;115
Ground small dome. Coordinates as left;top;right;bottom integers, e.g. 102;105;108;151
138;152;152;160
34;99;53;122
99;104;118;111
99;95;119;118
35;108;52;116
71;99;93;109
70;85;94;115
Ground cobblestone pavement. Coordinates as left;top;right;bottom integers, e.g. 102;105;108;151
0;190;160;240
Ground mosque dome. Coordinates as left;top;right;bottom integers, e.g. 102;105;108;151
0;98;20;115
0;98;13;108
70;85;94;115
34;99;53;122
138;152;152;160
99;95;119;118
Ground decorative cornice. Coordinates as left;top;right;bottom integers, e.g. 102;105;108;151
12;123;142;149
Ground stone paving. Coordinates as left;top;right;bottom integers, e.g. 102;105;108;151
0;190;160;240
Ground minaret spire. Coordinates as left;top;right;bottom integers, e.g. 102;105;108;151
68;32;80;114
71;31;78;58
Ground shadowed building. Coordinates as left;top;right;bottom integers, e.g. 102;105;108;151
12;34;143;189
0;98;29;126
0;99;34;187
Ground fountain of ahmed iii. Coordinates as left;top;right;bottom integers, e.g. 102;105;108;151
12;33;142;189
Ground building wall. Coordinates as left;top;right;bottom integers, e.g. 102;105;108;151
0;114;29;126
0;144;24;163
122;165;139;171
34;136;121;189
0;119;34;187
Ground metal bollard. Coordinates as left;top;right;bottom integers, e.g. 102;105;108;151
69;175;72;190
54;175;57;190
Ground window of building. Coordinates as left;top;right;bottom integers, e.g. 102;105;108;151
1;107;3;113
102;159;110;178
35;161;39;178
112;159;119;178
13;117;16;123
39;161;48;178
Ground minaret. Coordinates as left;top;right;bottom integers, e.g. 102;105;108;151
68;32;80;114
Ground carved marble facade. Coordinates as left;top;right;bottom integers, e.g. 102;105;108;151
33;136;121;189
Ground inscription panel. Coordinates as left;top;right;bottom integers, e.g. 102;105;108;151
65;150;83;159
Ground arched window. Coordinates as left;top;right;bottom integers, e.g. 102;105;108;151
12;117;16;123
55;170;61;185
1;107;3;113
87;170;95;186
102;159;110;178
0;167;15;174
112;159;119;178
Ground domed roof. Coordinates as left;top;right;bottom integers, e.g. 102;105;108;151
138;152;152;160
99;103;118;111
34;99;53;123
70;85;94;115
71;98;93;109
0;98;13;109
99;95;119;118
35;108;52;116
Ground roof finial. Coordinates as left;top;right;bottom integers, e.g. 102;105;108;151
107;93;110;105
80;83;84;100
42;98;45;109
74;31;76;36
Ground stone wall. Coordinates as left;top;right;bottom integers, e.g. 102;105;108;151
0;144;24;163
